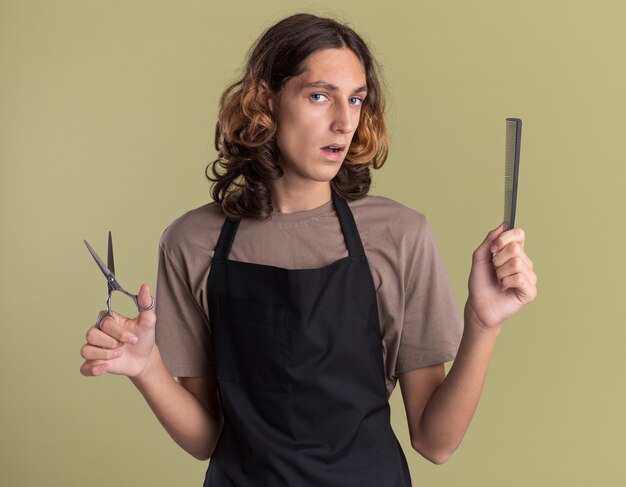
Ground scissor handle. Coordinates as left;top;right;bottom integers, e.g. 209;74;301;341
95;310;114;330
95;291;155;330
114;287;156;313
134;294;156;313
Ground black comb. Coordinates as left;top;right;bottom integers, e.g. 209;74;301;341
504;118;522;229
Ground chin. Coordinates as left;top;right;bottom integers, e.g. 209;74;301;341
279;157;345;184
311;168;343;182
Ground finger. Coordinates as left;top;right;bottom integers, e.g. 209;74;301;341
492;242;533;270
500;272;538;303
494;256;528;283
495;259;537;293
491;227;526;254
495;258;538;286
79;360;109;377
80;343;123;361
86;325;122;349
474;222;507;262
135;284;157;328
97;313;138;345
137;283;154;311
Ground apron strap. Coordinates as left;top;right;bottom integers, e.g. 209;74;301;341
332;190;365;258
214;191;365;260
214;217;241;260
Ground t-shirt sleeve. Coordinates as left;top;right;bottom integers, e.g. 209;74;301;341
154;236;215;378
394;215;463;374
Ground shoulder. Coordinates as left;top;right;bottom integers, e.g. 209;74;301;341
159;202;225;260
348;194;427;220
348;194;430;246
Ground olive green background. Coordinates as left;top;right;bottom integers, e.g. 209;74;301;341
1;0;624;485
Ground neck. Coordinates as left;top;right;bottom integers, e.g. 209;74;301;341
270;180;332;213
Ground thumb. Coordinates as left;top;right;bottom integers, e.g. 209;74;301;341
137;283;154;309
475;222;507;259
135;284;156;326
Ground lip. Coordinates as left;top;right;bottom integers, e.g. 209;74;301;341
321;144;346;150
320;146;345;161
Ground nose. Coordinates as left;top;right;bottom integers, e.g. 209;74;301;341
330;100;355;134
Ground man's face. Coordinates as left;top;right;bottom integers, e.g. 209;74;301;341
273;48;367;188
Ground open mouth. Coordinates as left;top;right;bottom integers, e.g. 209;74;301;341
322;145;345;153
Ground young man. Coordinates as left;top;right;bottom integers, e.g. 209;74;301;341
80;13;537;486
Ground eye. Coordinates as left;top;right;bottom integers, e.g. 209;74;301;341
349;97;364;106
310;93;328;102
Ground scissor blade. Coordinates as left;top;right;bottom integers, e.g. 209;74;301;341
107;231;115;280
84;239;116;284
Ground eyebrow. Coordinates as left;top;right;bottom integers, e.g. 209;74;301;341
301;81;368;94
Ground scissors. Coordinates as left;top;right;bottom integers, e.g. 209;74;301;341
84;232;155;329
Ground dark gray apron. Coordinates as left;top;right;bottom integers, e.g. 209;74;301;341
204;190;412;486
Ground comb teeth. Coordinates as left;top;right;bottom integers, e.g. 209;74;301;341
504;118;522;229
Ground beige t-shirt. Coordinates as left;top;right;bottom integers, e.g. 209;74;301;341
155;194;463;399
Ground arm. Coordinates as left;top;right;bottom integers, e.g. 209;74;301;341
130;352;224;461
400;223;537;464
80;285;223;461
399;306;499;464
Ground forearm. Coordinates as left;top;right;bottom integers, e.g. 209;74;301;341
129;347;223;461
414;302;501;463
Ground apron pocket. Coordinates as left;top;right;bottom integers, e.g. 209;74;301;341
217;294;290;393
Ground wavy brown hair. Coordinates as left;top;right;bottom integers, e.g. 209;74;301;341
206;13;388;219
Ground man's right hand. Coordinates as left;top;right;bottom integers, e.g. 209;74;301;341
79;284;158;378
